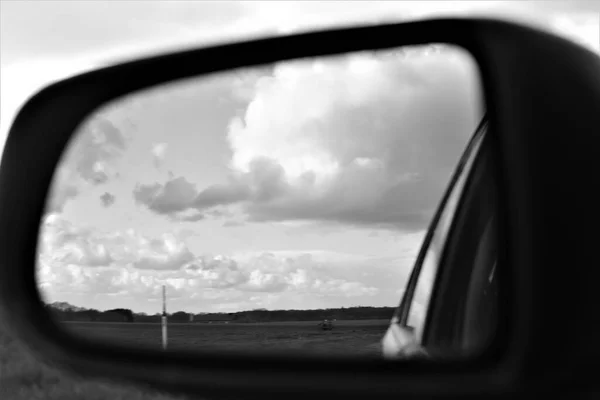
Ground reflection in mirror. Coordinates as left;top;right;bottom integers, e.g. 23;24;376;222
37;44;484;359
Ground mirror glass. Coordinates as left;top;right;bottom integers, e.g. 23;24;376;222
37;43;486;359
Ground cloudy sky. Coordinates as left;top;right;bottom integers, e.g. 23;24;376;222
1;1;599;315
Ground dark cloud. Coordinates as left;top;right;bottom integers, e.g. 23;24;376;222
132;158;289;217
100;192;116;207
45;117;127;214
195;180;251;209
132;182;161;206
72;118;126;184
131;47;482;231
133;176;197;214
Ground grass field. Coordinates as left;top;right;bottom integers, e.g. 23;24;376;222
1;320;388;399
64;319;389;358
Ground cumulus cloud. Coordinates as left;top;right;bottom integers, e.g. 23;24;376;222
133;45;482;231
38;215;398;311
40;214;194;270
132;235;195;270
133;176;250;216
72;118;126;183
45;113;128;213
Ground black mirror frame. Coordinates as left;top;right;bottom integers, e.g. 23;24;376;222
1;17;600;399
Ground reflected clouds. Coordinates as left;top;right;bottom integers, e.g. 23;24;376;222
39;45;482;314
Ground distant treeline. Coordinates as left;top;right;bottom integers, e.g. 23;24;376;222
45;304;396;323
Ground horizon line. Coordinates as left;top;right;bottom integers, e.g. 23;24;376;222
44;300;397;315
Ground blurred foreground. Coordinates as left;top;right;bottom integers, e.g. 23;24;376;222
0;325;184;400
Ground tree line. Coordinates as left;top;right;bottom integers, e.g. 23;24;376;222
44;304;396;323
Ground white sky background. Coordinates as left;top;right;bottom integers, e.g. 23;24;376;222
1;1;599;314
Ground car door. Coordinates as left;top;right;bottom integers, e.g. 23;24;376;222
382;114;502;360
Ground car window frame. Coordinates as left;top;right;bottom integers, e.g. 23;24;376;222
394;115;490;338
460;217;499;354
422;133;500;356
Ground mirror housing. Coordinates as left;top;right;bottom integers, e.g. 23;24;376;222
1;16;600;400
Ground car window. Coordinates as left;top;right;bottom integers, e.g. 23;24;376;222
460;191;499;353
412;120;500;358
405;122;486;343
462;244;498;351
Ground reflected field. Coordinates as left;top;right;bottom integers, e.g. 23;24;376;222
64;319;389;357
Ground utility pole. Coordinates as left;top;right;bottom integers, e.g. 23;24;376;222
162;285;167;351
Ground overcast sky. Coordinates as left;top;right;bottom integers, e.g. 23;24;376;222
1;1;598;314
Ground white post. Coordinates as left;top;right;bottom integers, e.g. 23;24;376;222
161;285;167;350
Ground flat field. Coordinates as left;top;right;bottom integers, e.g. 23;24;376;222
64;319;389;358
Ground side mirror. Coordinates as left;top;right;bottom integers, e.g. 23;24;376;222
1;16;600;400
